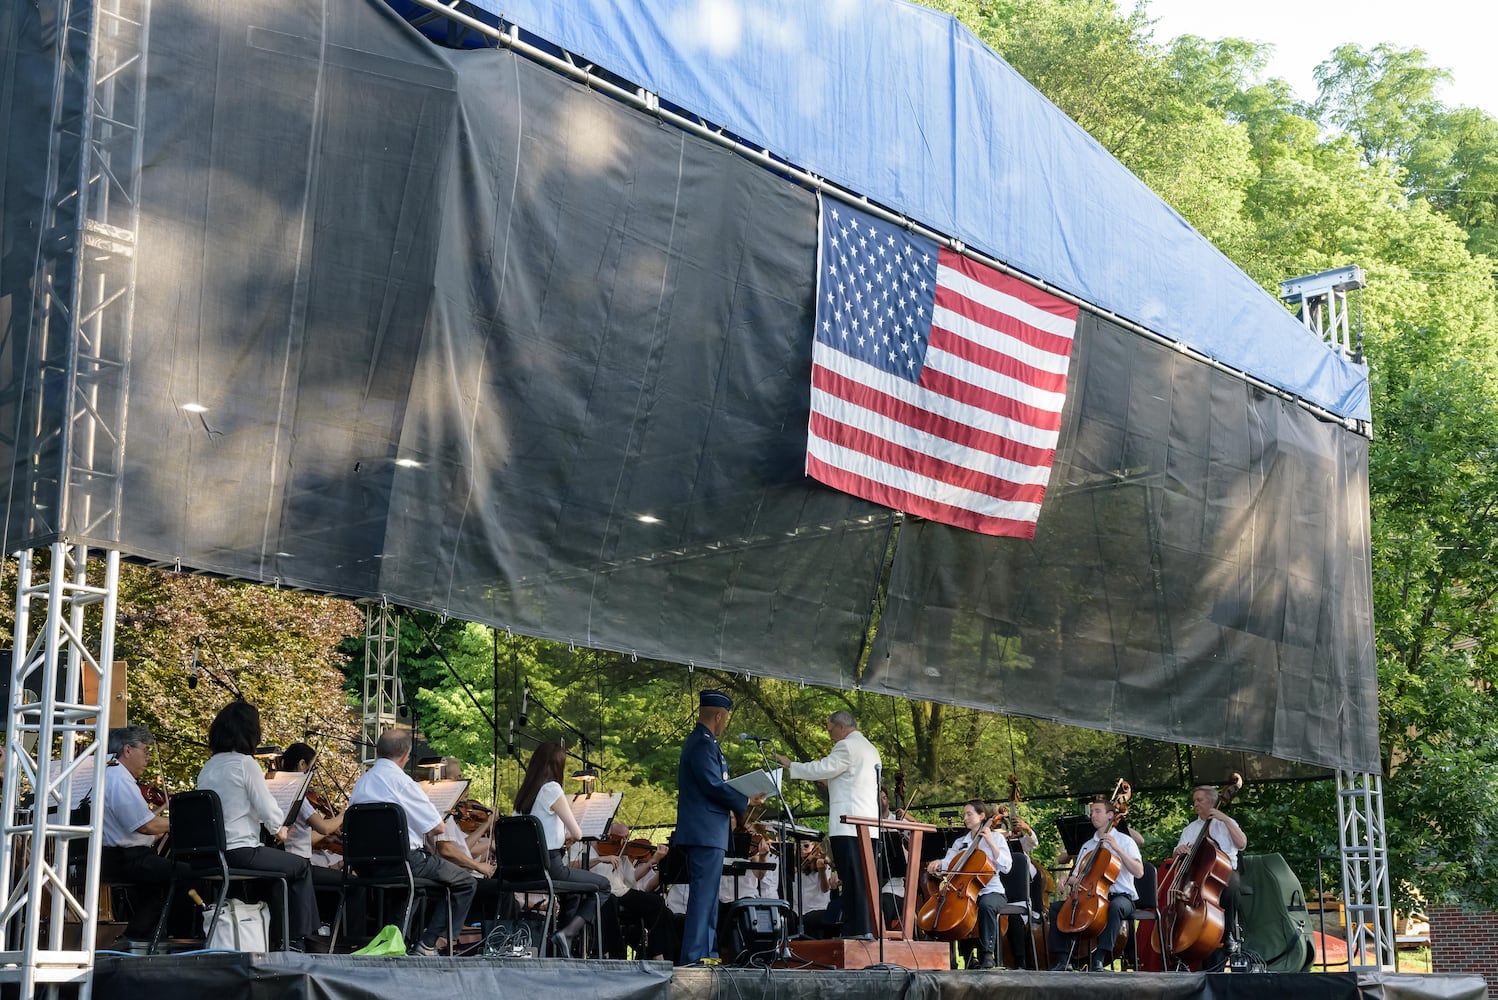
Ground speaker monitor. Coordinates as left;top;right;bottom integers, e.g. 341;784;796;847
720;897;789;966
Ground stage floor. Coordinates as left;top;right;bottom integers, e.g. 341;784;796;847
91;952;1485;1000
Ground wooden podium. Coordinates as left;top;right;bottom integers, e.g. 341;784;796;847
782;814;951;970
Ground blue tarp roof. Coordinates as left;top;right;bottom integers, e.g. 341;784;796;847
462;0;1370;422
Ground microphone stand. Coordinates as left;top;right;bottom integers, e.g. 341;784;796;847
751;738;798;956
876;762;885;967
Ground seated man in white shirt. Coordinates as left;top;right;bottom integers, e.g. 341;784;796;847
1047;797;1143;972
98;726;193;947
348;729;477;955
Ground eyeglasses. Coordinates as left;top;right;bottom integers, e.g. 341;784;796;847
127;742;153;757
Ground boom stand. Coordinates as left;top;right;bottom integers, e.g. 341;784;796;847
751;737;800;954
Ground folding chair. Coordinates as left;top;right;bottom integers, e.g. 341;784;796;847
330;802;454;954
1127;861;1161;970
167;789;291;950
998;854;1040;969
491;815;603;958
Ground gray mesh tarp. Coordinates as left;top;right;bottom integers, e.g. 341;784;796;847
0;0;1377;770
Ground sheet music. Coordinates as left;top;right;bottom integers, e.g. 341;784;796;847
264;769;316;825
727;768;782;799
417;778;470;815
569;791;623;840
46;755;98;810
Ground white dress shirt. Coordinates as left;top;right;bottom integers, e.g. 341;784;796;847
519;780;566;851
1075;829;1142;900
939;829;1012;896
349;757;444;850
101;760;156;848
1177;817;1242;870
787;729;881;838
196;752;283;851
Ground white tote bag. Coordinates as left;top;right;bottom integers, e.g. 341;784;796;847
203;898;271;951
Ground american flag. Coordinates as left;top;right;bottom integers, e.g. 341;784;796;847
806;199;1080;538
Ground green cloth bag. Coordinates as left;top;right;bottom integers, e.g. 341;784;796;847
352;925;407;956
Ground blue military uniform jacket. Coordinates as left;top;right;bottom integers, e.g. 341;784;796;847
674;723;749;850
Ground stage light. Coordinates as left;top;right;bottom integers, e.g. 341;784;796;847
181;402;208;413
395;458;423;468
636;514;661;524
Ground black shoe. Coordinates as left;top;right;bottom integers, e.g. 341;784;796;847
1049;958;1071;971
550;931;571;958
976;954;996;969
1088;953;1109;972
848;933;876;942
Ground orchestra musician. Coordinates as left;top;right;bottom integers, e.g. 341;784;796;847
925;799;1012;969
97;726;192;950
348;728;476;956
195;702;320;951
277;742;347;933
795;839;840;938
878;787;908;928
1047;797;1142;972
428;757;513;923
585;820;676;960
1174;784;1248;965
774;710;881;939
674;689;768;965
513;740;610;958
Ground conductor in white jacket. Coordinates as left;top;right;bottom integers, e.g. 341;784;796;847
775;711;881;937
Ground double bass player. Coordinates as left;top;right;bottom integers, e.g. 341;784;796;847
1172;784;1247;966
1047;797;1142;972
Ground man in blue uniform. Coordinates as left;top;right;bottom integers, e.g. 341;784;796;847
675;689;766;965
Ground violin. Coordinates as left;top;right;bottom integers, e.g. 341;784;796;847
596;833;660;865
450;798;493;834
306;790;337;820
138;781;168;810
800;842;830;875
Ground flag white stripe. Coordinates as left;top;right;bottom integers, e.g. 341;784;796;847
813;342;1062;449
924;343;1069;412
809;384;1056;486
806;433;1047;522
931;301;1075;376
936;262;1080;339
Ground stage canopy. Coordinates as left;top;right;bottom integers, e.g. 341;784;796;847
0;0;1377;771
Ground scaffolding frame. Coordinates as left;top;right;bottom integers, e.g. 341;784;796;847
1337;769;1397;969
360;602;402;766
1;0;148;992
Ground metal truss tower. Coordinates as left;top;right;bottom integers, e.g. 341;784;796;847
1279;265;1367;362
1337;769;1397;969
360;602;402;766
0;0;149;994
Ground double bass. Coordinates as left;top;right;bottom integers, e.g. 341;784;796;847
915;807;1007;941
1157;774;1243;967
1054;780;1133;937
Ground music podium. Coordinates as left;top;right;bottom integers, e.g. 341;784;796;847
782;815;951;970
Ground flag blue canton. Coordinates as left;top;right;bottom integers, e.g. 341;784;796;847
815;205;939;384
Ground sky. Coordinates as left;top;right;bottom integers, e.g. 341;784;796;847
1142;0;1498;118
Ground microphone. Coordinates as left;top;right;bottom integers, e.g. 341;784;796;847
518;685;529;727
738;733;772;743
187;638;200;690
506;716;516;755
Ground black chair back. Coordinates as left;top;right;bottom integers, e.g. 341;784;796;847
998;856;1032;909
493;815;550;880
342;802;411;875
168;789;228;868
1136;861;1159;909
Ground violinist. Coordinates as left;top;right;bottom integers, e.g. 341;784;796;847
441;757;496;860
796;839;840;938
278;743;348;934
196;702;321;951
925;800;1012;970
427;758;513;923
1047;797;1142;972
877;787;909;928
587;821;676;960
98;726;193;950
1173;785;1247;965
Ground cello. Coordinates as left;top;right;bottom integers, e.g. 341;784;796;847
1054;780;1133;937
1157;773;1243;967
915;805;1007;941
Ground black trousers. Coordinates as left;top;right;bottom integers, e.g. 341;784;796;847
407;848;478;948
99;845;192;939
1048;892;1134;958
829;836;871;936
224;845;319;943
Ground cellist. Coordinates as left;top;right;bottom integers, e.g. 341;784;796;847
924;800;1012;969
1047;797;1143;972
1172;785;1247;965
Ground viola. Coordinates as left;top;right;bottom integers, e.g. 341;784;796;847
596;834;660;864
306;790;337;820
1055;780;1133;937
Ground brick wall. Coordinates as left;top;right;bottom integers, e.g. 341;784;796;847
1431;906;1497;996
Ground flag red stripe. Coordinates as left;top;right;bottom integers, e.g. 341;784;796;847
938;248;1082;323
806;453;1040;539
926;322;1070;396
812;364;1057;467
933;283;1077;361
809;411;1049;504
